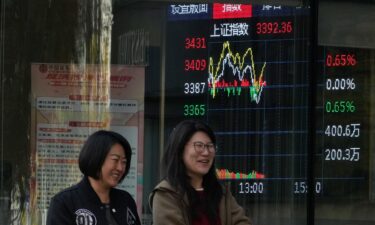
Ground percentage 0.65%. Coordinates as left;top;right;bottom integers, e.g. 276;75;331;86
325;100;355;113
326;53;357;67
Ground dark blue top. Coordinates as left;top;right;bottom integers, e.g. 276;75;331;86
47;176;141;225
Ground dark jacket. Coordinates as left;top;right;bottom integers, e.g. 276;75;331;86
47;176;141;225
149;180;252;225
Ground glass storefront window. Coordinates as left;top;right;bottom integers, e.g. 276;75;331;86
0;1;374;225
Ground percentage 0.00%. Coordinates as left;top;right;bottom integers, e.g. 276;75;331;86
326;78;355;91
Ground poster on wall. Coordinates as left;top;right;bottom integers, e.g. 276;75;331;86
30;63;145;216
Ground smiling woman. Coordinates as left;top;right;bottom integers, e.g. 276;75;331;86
149;120;251;225
46;130;141;225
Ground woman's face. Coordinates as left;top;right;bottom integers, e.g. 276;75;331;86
183;131;215;182
100;143;127;189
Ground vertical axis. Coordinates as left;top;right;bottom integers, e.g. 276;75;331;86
307;0;319;225
0;0;6;196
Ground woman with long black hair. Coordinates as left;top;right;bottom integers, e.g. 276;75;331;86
149;120;251;225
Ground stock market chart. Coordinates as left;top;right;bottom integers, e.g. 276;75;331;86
163;4;373;223
165;3;310;201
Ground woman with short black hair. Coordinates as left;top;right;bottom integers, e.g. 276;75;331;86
78;130;132;182
47;130;141;225
149;120;251;225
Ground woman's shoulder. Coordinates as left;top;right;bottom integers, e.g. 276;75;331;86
111;188;138;209
149;180;186;211
149;180;183;201
51;182;81;201
152;180;183;197
111;187;134;199
154;180;174;191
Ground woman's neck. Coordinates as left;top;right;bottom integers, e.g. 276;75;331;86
189;175;203;190
88;177;111;204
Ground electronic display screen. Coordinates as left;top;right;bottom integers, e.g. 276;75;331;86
163;3;372;223
315;46;371;201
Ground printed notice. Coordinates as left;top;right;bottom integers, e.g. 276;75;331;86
30;63;144;213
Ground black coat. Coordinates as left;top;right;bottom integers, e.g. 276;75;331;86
47;176;141;225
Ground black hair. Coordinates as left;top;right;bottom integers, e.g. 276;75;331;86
163;120;222;222
79;130;132;183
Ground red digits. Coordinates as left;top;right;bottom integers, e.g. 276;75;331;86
185;37;206;49
326;53;357;67
184;59;207;71
256;21;293;34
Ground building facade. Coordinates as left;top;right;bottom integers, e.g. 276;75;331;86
0;0;374;225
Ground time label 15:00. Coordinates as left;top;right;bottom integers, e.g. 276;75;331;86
183;104;206;116
294;181;322;194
